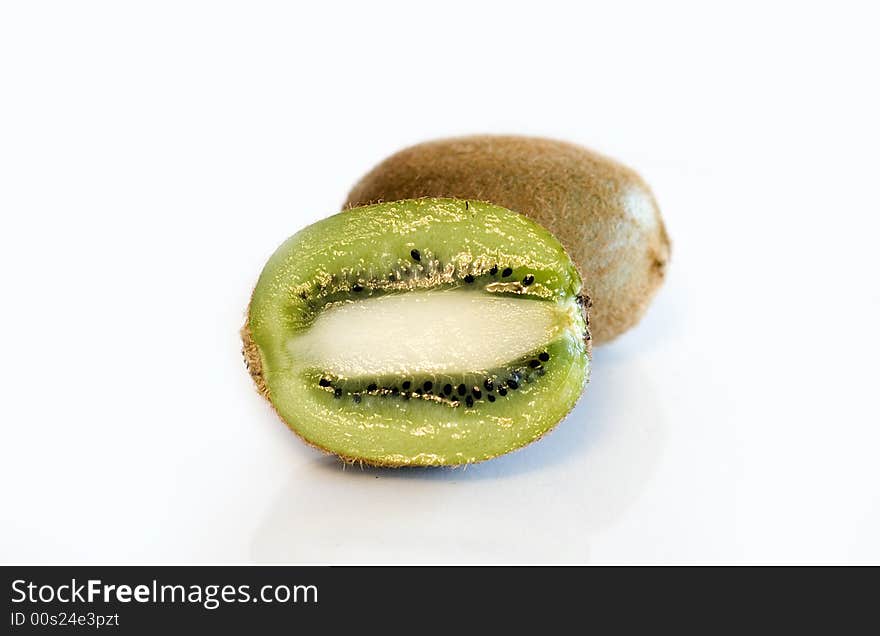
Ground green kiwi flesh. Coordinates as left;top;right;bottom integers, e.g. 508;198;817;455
345;135;671;344
243;198;590;466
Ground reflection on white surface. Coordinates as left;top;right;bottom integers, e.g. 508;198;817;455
251;355;666;563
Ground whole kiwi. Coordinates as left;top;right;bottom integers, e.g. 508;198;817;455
345;135;670;344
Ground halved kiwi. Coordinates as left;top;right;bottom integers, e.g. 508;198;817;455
243;198;590;466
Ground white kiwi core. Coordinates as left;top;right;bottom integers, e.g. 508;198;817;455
287;289;571;377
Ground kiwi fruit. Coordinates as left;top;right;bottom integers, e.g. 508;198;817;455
345;135;670;344
243;198;590;467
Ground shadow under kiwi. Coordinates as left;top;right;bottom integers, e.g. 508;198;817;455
250;350;666;563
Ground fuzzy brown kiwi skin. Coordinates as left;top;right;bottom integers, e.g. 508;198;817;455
241;301;592;469
240;320;269;400
345;135;670;344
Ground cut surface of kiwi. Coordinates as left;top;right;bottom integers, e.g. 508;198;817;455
244;198;590;466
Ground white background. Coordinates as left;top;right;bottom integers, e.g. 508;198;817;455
2;1;878;564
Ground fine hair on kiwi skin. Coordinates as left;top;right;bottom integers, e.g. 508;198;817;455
243;198;590;467
345;135;671;344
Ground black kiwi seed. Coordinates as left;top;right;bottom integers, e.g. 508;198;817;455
352;284;364;292
390;387;399;396
457;384;466;396
484;378;494;392
423;381;433;392
488;394;496;403
502;267;513;277
353;394;362;404
472;387;482;399
464;274;475;284
318;378;331;387
539;352;550;362
410;249;420;261
498;387;508;396
465;395;474;408
333;388;342;398
529;359;541;368
508;379;519;390
489;265;498;275
443;383;453;396
537;368;546;376
522;274;535;286
367;382;378;392
402;380;412;390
